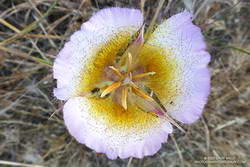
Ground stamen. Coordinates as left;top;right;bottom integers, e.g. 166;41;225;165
109;66;122;78
127;52;133;73
133;72;156;79
101;82;121;98
129;72;133;79
130;82;154;102
121;87;128;110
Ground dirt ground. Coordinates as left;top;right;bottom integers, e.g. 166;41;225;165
0;0;249;167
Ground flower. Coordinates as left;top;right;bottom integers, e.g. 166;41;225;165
53;7;210;159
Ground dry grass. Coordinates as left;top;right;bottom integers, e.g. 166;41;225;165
0;0;249;166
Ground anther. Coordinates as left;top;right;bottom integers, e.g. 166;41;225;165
101;82;121;98
121;87;128;110
127;52;133;73
133;72;156;79
109;66;122;78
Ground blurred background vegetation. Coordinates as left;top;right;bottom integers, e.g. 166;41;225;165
0;0;249;166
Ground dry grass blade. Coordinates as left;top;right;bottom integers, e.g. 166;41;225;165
24;33;64;39
47;13;72;33
0;0;59;46
202;116;211;158
227;45;250;55
0;18;21;33
162;113;186;133
204;33;250;56
140;0;146;15
0;45;52;66
145;0;165;40
0;160;44;167
170;134;184;167
126;157;133;167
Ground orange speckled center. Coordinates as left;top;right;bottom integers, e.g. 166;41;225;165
77;31;179;130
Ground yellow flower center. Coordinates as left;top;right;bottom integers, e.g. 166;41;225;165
75;31;185;131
